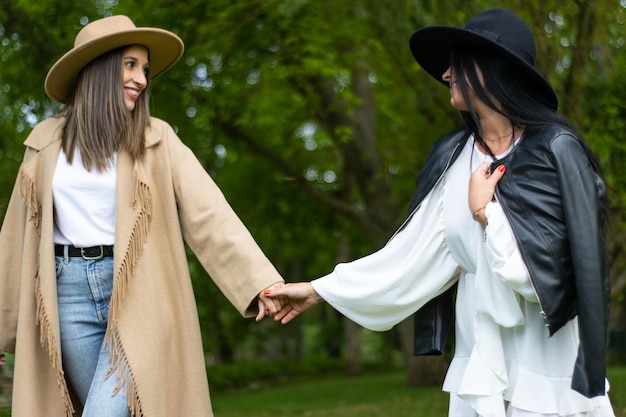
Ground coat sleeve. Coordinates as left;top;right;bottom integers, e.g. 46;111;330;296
164;126;283;317
0;149;37;353
551;133;610;398
0;186;23;353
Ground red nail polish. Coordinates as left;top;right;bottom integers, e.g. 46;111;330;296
263;290;271;295
498;165;506;173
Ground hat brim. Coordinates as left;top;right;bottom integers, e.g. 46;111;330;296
45;28;184;103
409;26;558;111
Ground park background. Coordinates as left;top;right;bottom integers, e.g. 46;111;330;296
1;0;626;415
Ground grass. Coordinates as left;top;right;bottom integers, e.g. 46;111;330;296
211;366;626;417
1;367;625;417
609;366;626;416
211;371;448;417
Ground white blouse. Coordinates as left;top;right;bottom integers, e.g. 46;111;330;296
312;138;614;417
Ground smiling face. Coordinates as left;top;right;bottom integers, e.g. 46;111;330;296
122;45;149;111
441;65;484;112
442;66;467;111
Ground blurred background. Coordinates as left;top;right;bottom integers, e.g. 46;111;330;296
1;0;625;402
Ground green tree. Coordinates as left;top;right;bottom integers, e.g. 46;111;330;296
2;0;625;390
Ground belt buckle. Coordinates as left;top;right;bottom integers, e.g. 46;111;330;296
81;246;104;260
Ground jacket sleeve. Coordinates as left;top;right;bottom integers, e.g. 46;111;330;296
551;133;610;398
164;127;284;317
410;130;468;355
413;285;456;355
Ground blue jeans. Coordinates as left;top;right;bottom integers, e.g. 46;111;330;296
56;255;131;417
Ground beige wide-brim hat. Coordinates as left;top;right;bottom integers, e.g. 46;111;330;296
45;15;184;103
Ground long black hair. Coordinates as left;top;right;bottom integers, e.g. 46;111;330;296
449;45;603;176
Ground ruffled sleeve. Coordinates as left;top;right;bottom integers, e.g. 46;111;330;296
484;202;538;303
312;181;460;331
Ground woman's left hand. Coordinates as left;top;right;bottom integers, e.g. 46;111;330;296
469;163;506;226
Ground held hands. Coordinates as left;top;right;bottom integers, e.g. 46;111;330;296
256;281;287;321
469;163;506;226
254;164;508;324
263;282;323;324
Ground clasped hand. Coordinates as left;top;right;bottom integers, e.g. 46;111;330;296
254;163;507;324
469;162;506;225
256;282;322;323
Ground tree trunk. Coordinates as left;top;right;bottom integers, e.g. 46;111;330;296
398;317;448;386
561;0;599;123
345;318;363;375
336;235;363;375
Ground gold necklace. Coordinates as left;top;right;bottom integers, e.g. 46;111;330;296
483;130;513;142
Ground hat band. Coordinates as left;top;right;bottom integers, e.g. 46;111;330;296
466;27;535;65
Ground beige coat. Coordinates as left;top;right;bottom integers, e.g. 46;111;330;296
0;116;284;416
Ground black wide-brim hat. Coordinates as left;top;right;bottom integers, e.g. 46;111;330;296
409;8;558;111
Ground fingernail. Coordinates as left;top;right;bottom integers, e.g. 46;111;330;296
498;165;506;173
263;290;271;295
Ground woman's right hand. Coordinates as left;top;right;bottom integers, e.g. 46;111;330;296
264;282;324;324
469;162;506;226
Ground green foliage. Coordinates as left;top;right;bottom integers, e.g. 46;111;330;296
207;356;347;392
582;49;626;222
2;0;626;373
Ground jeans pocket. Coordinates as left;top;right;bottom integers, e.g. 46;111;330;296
55;257;64;279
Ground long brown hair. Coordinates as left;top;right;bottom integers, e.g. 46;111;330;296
58;45;151;171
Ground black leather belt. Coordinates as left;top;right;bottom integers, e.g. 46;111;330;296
54;244;114;260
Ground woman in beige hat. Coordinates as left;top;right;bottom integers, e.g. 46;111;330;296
266;8;614;417
0;15;284;417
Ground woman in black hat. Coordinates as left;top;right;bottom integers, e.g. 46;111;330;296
266;8;614;417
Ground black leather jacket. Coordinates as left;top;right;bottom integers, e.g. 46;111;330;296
408;126;610;398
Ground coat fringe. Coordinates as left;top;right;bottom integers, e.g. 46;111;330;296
19;170;74;416
17;170;41;233
105;327;144;417
36;272;75;417
104;170;152;417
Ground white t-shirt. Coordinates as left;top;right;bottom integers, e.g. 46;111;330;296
52;149;117;246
